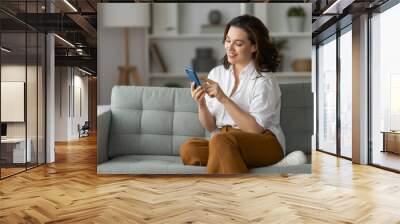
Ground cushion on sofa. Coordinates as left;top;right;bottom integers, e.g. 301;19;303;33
97;150;309;174
108;87;208;158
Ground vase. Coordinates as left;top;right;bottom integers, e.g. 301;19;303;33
192;48;217;73
287;17;305;32
208;10;222;25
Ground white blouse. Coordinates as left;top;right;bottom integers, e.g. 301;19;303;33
204;61;286;154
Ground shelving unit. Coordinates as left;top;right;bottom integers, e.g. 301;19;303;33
146;3;312;87
149;34;222;40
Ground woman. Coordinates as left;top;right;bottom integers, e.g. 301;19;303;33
179;15;285;174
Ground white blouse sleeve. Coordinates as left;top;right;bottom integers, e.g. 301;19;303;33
248;76;281;129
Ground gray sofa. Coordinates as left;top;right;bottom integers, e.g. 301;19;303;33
97;83;312;174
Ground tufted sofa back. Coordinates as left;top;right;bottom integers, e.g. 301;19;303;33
279;83;313;155
109;86;207;157
108;84;312;158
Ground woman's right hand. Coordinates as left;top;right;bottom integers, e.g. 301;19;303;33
191;82;206;106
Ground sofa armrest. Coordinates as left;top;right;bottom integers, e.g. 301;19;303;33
97;105;111;164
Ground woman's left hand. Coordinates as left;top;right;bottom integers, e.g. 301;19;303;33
202;78;228;104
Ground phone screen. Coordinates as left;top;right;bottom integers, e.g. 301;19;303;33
185;67;201;87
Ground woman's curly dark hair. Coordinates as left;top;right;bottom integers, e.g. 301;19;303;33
222;14;281;73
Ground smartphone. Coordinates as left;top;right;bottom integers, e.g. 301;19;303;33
184;67;202;87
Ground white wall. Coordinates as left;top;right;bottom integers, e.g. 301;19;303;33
55;67;89;141
97;4;148;105
72;73;89;138
55;67;68;141
1;64;46;164
1;65;37;137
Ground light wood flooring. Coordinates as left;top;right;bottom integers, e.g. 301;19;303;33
1;163;44;178
0;135;400;223
0;167;25;178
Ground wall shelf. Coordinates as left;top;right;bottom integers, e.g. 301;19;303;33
147;3;312;87
149;34;222;40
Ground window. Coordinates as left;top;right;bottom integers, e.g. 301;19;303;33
390;74;400;130
316;25;353;159
317;36;337;154
370;2;400;171
339;27;352;158
0;1;47;179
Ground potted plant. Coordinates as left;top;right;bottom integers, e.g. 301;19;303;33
287;6;306;32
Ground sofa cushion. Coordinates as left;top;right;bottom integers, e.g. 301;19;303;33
98;151;309;174
109;86;207;158
280;83;313;156
97;155;205;174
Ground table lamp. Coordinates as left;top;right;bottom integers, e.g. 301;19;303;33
102;3;150;85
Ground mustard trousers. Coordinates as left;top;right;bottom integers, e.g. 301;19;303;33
179;126;284;174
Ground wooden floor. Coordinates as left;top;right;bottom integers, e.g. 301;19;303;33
0;135;400;223
1;163;45;178
0;167;25;178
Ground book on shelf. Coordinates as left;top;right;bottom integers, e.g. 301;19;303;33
150;43;168;73
200;24;225;34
